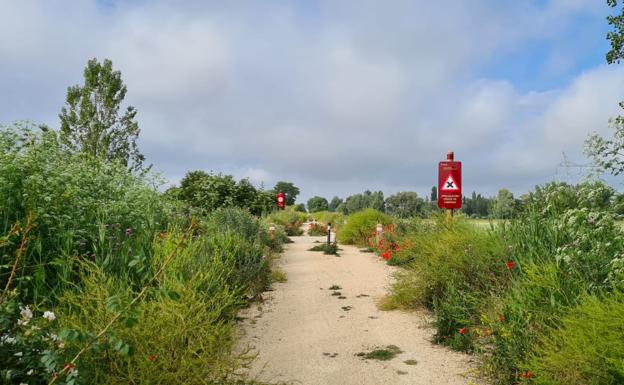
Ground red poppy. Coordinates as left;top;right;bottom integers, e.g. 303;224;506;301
381;251;392;260
458;327;467;335
506;261;515;269
148;354;157;362
499;314;505;322
520;371;533;379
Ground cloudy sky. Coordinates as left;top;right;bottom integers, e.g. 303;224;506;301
2;0;623;202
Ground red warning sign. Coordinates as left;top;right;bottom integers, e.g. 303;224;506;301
276;192;286;209
438;152;462;209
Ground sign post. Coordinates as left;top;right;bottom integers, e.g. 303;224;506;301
276;192;286;210
327;223;332;246
438;152;462;215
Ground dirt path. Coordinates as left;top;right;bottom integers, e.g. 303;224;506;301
238;226;479;385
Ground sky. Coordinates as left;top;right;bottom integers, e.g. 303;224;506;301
1;0;624;203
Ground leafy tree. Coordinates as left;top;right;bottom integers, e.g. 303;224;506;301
273;181;300;206
430;186;438;202
328;196;343;212
493;188;515;219
59;58;144;170
343;190;385;214
307;196;329;213
585;2;624;175
385;192;424;218
294;203;307;213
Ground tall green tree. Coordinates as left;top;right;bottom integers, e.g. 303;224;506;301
328;196;343;212
273;181;300;206
430;186;438;202
585;2;624;175
385;192;424;218
307;196;329;213
59;58;144;170
493;188;515;219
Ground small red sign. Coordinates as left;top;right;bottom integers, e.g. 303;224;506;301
438;155;462;209
276;192;286;209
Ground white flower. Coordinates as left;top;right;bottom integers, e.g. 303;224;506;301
14;351;23;357
42;311;56;321
27;369;34;375
19;306;33;321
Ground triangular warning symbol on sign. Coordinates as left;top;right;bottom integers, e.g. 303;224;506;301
441;175;459;191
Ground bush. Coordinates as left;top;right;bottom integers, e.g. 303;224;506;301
0;124;176;303
337;209;392;246
385;216;508;351
266;209;306;236
307;222;327;236
525;292;624;385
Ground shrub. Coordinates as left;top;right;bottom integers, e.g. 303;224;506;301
337;209;392;246
266;209;306;236
307;222;327;236
0;124;176;303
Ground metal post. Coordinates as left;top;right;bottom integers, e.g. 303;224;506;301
327;223;332;246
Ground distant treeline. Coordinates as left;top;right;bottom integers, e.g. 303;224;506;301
307;183;624;220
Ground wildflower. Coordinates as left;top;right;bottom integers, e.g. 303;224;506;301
125;228;133;237
506;261;515;269
1;335;16;344
381;251;392;260
520;371;534;379
148;354;157;362
458;327;468;335
43;311;56;321
27;369;34;375
499;314;505;322
14;352;23;357
18;306;33;325
261;255;267;260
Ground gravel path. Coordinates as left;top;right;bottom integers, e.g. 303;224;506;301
238;227;479;385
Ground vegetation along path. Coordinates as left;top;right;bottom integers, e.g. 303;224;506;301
239;224;479;385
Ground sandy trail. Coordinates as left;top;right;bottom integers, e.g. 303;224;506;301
238;226;479;385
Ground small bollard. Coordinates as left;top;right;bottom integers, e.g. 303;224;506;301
327;222;332;246
376;223;383;245
269;225;276;240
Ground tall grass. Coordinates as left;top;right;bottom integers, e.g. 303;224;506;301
385;182;624;384
337;209;392;246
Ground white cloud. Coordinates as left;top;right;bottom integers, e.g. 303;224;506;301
0;0;621;201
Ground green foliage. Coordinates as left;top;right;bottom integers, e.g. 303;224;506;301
384;191;424;218
328;196;343;212
385;217;508;351
311;211;345;231
341;190;385;214
307;222;328;236
430;186;437;202
461;191;494;218
266;208;306;236
337;209;392;246
293;203;307;213
272;181;300;206
177;171;274;216
493;188;516;219
59;58;144;171
307;196;328;213
308;242;339;256
526;292;624;385
0;123;174;303
385;181;624;384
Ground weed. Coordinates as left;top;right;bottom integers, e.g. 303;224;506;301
329;285;342;290
270;268;287;284
404;359;418;365
355;345;402;361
